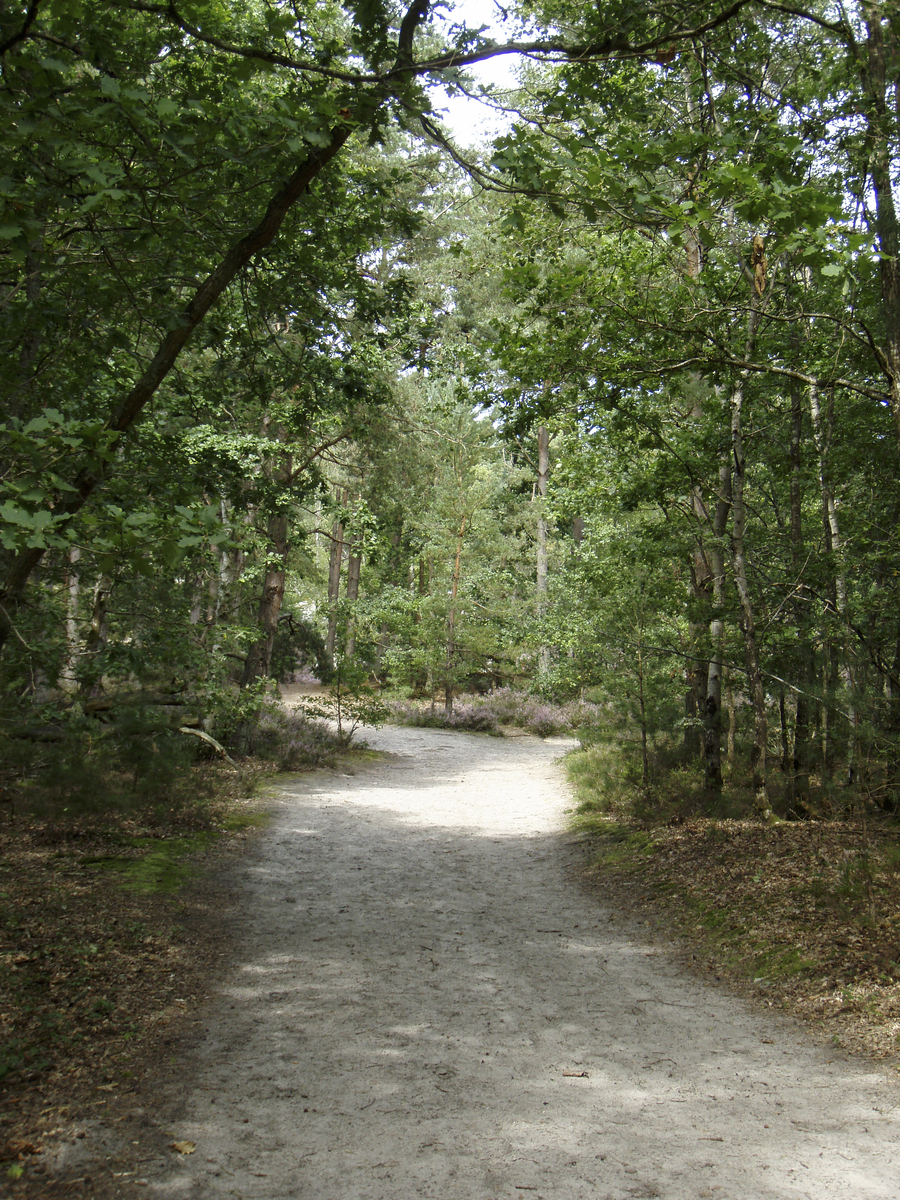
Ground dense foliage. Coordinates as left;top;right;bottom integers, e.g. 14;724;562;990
2;0;900;822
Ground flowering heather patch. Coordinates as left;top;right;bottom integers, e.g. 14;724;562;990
387;690;602;738
253;705;344;769
479;687;526;724
444;702;499;732
523;702;562;737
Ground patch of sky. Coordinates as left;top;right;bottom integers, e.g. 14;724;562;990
429;0;527;145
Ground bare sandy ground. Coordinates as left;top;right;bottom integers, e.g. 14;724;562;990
131;726;898;1199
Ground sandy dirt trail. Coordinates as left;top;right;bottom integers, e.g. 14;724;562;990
141;726;898;1199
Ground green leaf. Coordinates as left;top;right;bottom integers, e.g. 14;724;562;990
23;416;52;433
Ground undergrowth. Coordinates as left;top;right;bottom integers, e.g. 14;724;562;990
567;733;900;1062
0;695;348;1148
388;687;603;737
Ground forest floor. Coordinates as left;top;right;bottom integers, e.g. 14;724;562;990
0;761;272;1196
571;814;900;1063
1;725;899;1196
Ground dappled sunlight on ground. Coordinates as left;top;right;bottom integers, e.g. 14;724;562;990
126;726;900;1199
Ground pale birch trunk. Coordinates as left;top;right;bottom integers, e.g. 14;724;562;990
725;666;737;769
60;546;81;693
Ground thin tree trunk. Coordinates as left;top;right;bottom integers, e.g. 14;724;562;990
725;666;737;770
779;691;791;772
60;546;80;693
233;508;289;754
344;543;363;659
703;413;732;795
637;644;651;799
240;509;289;690
788;369;811;807
859;6;900;456
325;490;346;663
444;515;467;718
536;423;550;675
686;483;708;758
808;381;858;787
77;574;111;698
730;239;775;822
683;163;707;761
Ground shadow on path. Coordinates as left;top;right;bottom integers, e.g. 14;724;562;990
141;727;897;1200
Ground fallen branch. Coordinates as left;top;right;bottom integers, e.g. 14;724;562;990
82;691;188;713
5;724;66;742
178;726;243;774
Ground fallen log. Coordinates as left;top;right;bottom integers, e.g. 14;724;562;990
178;726;243;775
82;691;188;714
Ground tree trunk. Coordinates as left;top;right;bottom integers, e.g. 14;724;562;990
77;574;111;698
232;508;289;755
325;492;346;664
703;411;732;796
637;644;651;799
786;368;811;808
808;381;858;787
729;244;775;822
683;175;707;762
240;509;289;690
60;546;81;693
536;423;550;675
859;6;900;456
444;515;467;718
779;691;791;773
344;543;363;659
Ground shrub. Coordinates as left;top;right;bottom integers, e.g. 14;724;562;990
444;702;499;733
386;689;603;738
251;705;344;770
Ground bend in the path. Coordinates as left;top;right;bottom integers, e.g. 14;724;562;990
140;726;898;1200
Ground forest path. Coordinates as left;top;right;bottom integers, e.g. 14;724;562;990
143;726;897;1199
